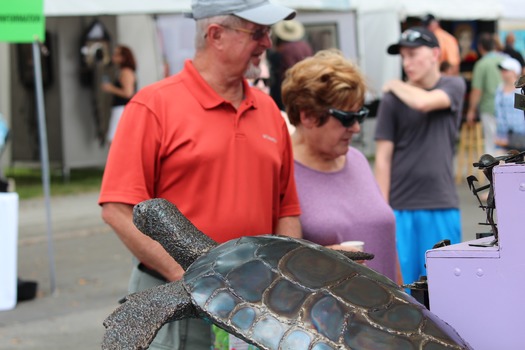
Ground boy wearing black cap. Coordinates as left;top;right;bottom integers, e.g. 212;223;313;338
374;27;466;287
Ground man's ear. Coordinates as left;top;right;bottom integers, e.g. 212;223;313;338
432;47;442;61
207;24;225;48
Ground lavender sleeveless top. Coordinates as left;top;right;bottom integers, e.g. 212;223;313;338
294;147;397;281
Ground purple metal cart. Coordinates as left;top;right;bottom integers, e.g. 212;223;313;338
426;163;525;349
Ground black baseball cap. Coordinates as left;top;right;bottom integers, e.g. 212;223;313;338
387;26;440;55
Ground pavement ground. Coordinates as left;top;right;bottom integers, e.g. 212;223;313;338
0;181;488;350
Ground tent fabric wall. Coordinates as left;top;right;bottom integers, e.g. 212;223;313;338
117;15;165;88
357;10;402;100
155;14;197;76
279;0;352;11
295;11;359;60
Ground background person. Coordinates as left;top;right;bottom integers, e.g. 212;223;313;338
440;60;454;75
495;56;525;150
374;27;466;285
466;32;505;155
101;45;137;144
98;1;301;349
422;14;461;75
282;49;399;282
268;19;313;110
503;32;525;74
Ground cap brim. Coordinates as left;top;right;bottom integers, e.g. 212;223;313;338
387;44;401;55
234;3;296;26
387;40;430;55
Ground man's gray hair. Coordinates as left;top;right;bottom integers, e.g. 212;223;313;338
195;15;245;49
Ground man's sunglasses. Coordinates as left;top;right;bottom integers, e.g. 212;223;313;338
400;29;434;45
328;107;369;127
220;24;272;41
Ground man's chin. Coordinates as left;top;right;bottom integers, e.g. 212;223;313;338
245;66;262;80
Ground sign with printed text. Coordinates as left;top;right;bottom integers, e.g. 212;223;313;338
0;0;44;43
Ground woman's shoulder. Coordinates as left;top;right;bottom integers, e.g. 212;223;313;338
120;67;135;75
347;147;368;162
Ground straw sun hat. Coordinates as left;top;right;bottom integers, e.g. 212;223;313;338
273;19;305;42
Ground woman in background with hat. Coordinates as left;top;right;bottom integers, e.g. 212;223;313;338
268;19;313;110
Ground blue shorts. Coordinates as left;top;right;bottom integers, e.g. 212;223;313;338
394;209;461;286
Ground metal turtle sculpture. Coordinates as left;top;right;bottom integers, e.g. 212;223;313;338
102;198;472;350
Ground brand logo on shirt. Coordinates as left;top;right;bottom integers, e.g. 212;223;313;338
262;134;277;143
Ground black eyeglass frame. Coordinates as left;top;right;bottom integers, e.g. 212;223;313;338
327;107;369;127
219;24;271;41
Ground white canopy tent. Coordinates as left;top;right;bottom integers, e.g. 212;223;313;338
495;0;525;21
498;0;525;30
43;0;191;16
43;0;508;20
43;0;363;16
397;0;502;21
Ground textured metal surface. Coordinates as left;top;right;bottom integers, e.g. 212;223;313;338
133;198;217;270
427;164;525;349
515;75;525;111
514;92;525;111
103;198;472;350
102;281;196;350
186;235;472;350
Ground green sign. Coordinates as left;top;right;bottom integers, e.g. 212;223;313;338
0;0;44;43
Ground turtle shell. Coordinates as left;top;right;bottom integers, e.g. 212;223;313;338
183;235;471;350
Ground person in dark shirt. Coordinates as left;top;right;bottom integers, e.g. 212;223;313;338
268;19;313;110
503;32;525;74
374;27;466;285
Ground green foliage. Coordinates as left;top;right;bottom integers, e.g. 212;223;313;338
4;167;104;200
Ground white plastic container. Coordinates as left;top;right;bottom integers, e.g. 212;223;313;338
0;192;18;311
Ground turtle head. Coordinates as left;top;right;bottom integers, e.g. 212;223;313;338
133;198;218;270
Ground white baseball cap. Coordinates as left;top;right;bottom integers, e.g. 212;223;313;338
187;0;296;26
498;56;522;75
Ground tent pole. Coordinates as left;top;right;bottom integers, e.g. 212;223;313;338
32;40;56;294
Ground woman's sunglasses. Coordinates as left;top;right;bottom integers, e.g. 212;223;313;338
327;107;369;127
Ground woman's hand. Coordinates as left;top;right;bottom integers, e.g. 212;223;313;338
327;244;366;265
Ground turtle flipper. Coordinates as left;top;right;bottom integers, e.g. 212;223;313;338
102;281;197;350
133;199;218;270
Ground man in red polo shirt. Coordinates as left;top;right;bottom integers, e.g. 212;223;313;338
98;0;301;349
